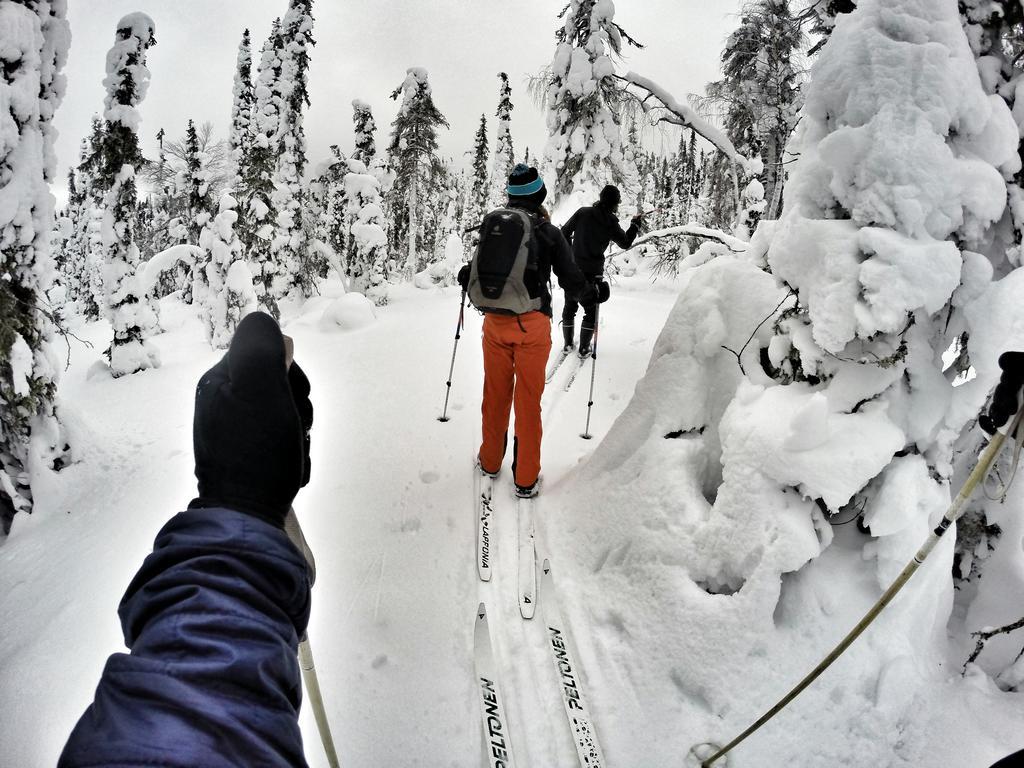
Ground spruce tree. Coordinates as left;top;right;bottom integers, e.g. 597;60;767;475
542;0;642;202
243;18;283;316
0;0;71;534
387;68;449;277
229;29;255;191
183;120;216;243
345;160;390;305
470;114;490;222
98;13;160;377
488;73;515;208
352;99;377;164
309;145;349;273
701;0;804;227
271;0;317;299
197;194;256;348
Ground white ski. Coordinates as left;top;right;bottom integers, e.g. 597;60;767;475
517;496;537;619
541;560;606;768
546;347;572;383
563;355;591;392
476;469;495;582
475;603;517;768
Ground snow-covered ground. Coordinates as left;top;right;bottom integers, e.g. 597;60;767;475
0;274;679;766
2;266;1023;766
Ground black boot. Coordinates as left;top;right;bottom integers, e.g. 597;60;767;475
578;325;594;358
561;322;575;353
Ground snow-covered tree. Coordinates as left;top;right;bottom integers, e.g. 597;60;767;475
698;0;804;227
243;17;283;315
352;99;377;164
469;114;490;223
0;0;71;534
345;160;389;305
98;13;160;377
271;0;317;299
951;0;1024;682
182;119;215;243
197;193;256;349
807;0;857;54
387;67;449;277
229;29;255;190
751;0;1018;650
488;72;515;208
542;0;642;202
308;145;349;274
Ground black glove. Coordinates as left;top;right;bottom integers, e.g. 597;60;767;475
577;282;599;307
457;264;470;290
190;312;305;528
596;279;611;304
980;351;1024;434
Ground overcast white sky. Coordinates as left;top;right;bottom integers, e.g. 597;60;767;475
54;0;744;200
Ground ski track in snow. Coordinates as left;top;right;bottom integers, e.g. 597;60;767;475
0;276;677;767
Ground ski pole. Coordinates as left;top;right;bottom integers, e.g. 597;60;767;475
299;636;341;768
438;288;467;423
581;304;600;440
699;407;1024;767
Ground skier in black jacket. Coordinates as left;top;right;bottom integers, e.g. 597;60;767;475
560;184;644;356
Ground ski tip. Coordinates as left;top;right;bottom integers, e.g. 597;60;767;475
477;602;487;620
542;558;551;575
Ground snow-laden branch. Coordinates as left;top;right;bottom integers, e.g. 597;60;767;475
628;224;749;253
139;244;203;296
618;71;757;175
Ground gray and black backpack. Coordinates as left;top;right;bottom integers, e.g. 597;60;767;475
467;208;543;315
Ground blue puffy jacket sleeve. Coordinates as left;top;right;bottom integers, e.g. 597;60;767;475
58;507;313;768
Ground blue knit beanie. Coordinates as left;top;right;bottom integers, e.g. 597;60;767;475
507;164;545;197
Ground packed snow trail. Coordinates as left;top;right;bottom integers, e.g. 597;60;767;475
0;275;677;767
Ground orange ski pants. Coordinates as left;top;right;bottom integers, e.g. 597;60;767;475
479;311;552;487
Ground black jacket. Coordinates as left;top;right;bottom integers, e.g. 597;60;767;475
561;204;640;276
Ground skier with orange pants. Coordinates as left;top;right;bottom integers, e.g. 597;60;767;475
459;164;601;497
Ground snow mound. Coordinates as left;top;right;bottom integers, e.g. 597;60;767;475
320;292;376;331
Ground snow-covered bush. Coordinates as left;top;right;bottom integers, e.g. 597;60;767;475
320;292;376;331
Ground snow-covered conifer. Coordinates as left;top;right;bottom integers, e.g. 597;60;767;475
0;0;71;533
700;0;804;228
182;119;215;243
352;99;377;164
229;29;255;190
243;18;283;315
542;0;641;202
470;114;490;222
756;0;1017;619
387;67;449;277
308;145;348;275
97;13;160;377
271;0;317;300
488;73;515;209
345;160;389;305
197;194;256;348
